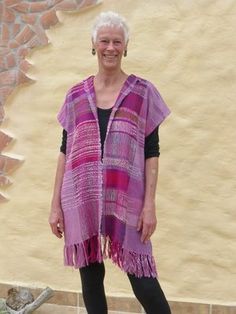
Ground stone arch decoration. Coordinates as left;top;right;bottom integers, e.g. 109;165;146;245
0;0;101;202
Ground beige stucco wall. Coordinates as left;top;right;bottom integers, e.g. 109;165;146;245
1;0;236;304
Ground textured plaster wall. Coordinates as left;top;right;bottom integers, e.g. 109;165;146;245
0;0;236;304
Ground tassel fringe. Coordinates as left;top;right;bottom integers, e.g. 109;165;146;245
64;236;157;278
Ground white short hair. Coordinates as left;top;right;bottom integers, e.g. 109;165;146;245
92;11;129;44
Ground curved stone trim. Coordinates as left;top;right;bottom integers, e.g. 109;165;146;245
0;0;101;201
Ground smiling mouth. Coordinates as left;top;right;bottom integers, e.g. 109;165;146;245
103;55;117;59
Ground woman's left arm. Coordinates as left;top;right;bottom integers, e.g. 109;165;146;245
137;157;159;243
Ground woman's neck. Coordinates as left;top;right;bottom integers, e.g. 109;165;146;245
95;69;128;87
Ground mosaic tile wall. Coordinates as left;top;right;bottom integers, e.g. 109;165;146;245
0;0;100;201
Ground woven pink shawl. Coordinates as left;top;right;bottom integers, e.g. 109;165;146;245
58;74;170;277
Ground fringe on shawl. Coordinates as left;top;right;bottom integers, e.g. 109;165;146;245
64;236;157;278
64;235;102;267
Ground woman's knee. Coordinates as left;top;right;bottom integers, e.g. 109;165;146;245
79;262;105;290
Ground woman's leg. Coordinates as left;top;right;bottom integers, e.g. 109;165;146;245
79;262;108;314
127;273;171;314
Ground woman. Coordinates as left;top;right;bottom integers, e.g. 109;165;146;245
49;11;171;314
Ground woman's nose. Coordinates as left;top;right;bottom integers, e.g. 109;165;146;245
107;41;115;50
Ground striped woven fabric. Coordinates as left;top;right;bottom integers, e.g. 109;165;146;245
58;74;170;277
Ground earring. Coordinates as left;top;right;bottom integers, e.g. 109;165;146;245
92;48;96;55
124;50;127;57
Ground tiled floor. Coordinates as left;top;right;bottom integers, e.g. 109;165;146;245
34;304;141;314
1;283;235;314
10;301;236;314
35;304;77;313
79;310;141;314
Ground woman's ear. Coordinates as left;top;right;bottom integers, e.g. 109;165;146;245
91;37;96;47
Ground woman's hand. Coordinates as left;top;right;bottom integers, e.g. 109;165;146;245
137;201;157;243
49;206;64;238
49;153;66;239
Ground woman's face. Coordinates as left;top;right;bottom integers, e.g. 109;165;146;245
93;26;127;71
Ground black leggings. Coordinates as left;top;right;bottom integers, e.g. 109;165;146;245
79;262;171;314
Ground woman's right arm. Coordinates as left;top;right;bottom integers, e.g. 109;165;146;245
49;152;66;238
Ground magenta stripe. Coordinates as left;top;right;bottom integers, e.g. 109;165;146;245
76;112;95;124
72;156;99;168
106;169;129;191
